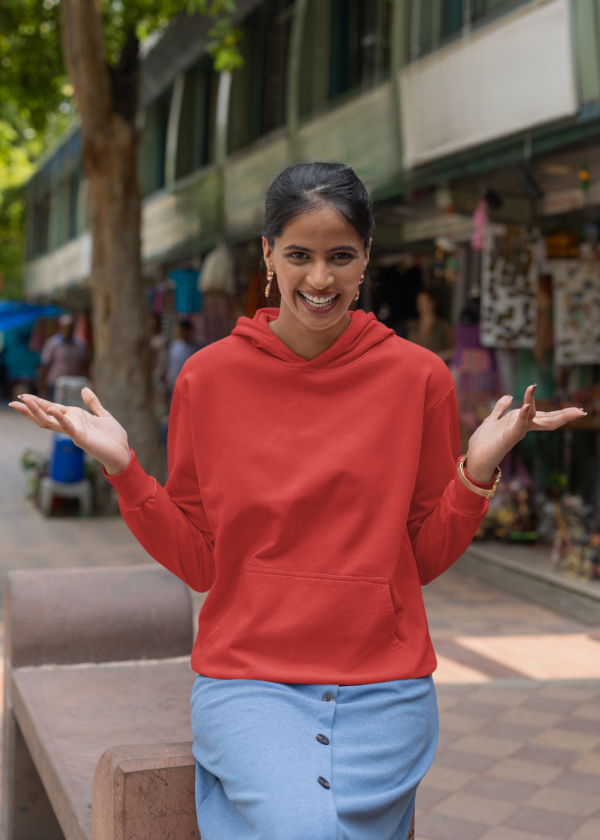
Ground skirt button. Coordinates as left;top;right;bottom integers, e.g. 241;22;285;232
316;734;330;745
318;776;331;789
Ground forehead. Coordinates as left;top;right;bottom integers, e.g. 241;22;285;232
277;204;363;248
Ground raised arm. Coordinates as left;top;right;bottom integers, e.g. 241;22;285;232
10;387;215;592
407;383;584;585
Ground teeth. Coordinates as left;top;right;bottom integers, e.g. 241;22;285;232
299;291;338;307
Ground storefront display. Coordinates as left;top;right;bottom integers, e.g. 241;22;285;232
480;228;538;348
552;260;600;364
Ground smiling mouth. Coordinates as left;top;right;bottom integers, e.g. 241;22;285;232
297;290;340;309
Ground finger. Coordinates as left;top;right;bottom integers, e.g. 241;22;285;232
82;387;109;417
531;408;586;431
9;401;39;422
48;407;80;440
18;393;67;414
523;384;537;420
534;409;584;419
488;394;513;421
11;399;62;431
46;404;76;432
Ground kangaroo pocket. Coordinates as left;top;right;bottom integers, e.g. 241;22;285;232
199;566;408;681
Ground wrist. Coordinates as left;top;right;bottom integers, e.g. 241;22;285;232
104;449;132;477
463;454;495;484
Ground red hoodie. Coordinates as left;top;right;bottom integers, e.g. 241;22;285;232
107;308;491;684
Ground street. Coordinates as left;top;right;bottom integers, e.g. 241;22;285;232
1;404;599;839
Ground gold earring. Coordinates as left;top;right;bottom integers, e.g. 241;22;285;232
354;288;360;301
265;269;274;298
360;273;364;282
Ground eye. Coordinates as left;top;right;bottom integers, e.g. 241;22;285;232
331;251;355;260
287;251;309;260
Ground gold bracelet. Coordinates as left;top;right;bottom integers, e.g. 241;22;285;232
458;455;502;499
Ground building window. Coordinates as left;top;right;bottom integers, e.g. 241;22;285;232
408;0;532;63
300;0;392;120
329;0;392;101
30;193;51;258
139;86;172;197
176;56;219;180
228;0;294;155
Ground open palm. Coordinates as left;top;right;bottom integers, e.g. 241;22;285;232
466;384;585;482
9;388;131;476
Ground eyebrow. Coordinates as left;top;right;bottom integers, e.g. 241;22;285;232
283;244;359;253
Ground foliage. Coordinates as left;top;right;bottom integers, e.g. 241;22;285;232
20;447;49;474
0;0;241;298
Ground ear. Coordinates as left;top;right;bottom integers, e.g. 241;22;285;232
262;236;273;269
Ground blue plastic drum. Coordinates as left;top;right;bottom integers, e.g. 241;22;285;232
50;433;85;483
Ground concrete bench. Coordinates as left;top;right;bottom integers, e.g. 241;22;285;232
2;565;417;840
2;565;198;840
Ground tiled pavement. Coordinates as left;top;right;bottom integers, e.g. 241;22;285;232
1;406;600;838
418;680;600;840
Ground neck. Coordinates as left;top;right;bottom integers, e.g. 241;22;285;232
269;304;351;361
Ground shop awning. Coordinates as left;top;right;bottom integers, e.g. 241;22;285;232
0;302;64;332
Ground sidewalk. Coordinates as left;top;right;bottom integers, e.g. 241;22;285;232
0;404;150;590
458;543;600;625
421;566;600;840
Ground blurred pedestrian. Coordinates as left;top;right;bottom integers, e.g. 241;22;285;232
404;289;455;362
149;314;168;415
166;319;200;399
39;314;89;401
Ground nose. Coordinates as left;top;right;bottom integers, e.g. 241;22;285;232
306;260;334;290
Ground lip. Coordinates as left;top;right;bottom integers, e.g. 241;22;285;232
297;290;340;315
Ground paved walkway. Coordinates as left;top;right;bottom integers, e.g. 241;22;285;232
1;405;599;838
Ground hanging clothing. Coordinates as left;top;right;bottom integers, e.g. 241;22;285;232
106;308;490;686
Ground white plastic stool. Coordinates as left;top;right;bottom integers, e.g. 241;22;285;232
39;477;93;517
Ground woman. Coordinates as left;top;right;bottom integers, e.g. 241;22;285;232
10;163;583;840
404;288;455;362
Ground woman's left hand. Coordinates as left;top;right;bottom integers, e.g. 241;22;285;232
465;385;586;483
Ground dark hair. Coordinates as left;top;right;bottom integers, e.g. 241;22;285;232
263;162;374;249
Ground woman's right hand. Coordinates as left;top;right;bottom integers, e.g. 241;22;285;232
9;388;132;476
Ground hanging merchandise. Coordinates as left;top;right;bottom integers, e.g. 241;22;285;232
545;230;580;259
552;261;600;364
480;228;538;348
199;244;236;295
471;198;488;251
169;268;202;314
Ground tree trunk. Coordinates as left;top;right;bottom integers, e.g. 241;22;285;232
60;0;163;481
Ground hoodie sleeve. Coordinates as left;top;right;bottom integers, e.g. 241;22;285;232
407;382;492;586
104;383;215;592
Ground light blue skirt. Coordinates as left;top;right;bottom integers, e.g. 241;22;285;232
190;674;438;840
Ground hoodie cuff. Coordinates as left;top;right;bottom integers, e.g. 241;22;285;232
102;450;156;509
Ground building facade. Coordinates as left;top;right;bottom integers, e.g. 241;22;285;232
26;0;600;297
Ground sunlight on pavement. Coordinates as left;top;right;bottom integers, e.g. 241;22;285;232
434;655;491;684
456;633;600;681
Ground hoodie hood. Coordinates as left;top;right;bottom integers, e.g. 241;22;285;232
232;307;395;369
